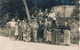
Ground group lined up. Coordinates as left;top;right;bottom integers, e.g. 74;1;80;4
7;9;71;46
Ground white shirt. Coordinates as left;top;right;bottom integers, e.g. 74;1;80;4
8;21;16;27
48;12;56;20
38;12;43;16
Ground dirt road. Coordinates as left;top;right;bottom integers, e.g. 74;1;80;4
0;35;79;50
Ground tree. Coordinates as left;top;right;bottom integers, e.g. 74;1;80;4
22;0;31;21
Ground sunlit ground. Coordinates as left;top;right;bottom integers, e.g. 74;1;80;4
0;35;79;50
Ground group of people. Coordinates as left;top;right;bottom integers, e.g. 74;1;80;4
7;9;71;46
7;19;31;42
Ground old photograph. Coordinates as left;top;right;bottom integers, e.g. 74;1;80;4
0;0;79;50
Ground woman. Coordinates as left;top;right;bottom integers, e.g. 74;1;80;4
38;9;43;21
15;21;19;40
43;9;49;19
63;21;71;46
38;21;44;42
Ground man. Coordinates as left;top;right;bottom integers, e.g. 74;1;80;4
53;21;61;45
22;20;27;41
48;10;56;24
45;18;53;43
43;18;48;40
7;18;16;40
38;9;43;21
32;10;38;19
44;9;49;19
17;19;23;41
28;20;33;42
48;10;55;19
32;19;39;42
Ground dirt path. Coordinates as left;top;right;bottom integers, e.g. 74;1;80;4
0;35;79;50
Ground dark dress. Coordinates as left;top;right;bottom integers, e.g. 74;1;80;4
38;24;44;38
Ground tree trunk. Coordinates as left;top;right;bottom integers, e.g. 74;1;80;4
22;0;31;21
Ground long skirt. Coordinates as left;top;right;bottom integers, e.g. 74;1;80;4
64;30;70;45
38;27;44;38
44;28;47;39
33;29;37;42
46;31;52;42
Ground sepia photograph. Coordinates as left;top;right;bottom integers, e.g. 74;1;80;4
0;0;79;50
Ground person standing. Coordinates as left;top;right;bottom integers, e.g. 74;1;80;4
38;20;44;42
7;22;11;37
38;9;43;21
15;21;19;40
48;10;56;24
43;18;48;40
63;21;71;46
32;19;39;42
32;10;38;19
7;18;16;40
46;18;53;43
44;9;49;19
18;19;23;41
22;20;27;41
53;21;61;45
28;20;33;42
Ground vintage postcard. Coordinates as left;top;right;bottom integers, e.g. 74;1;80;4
0;0;79;50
